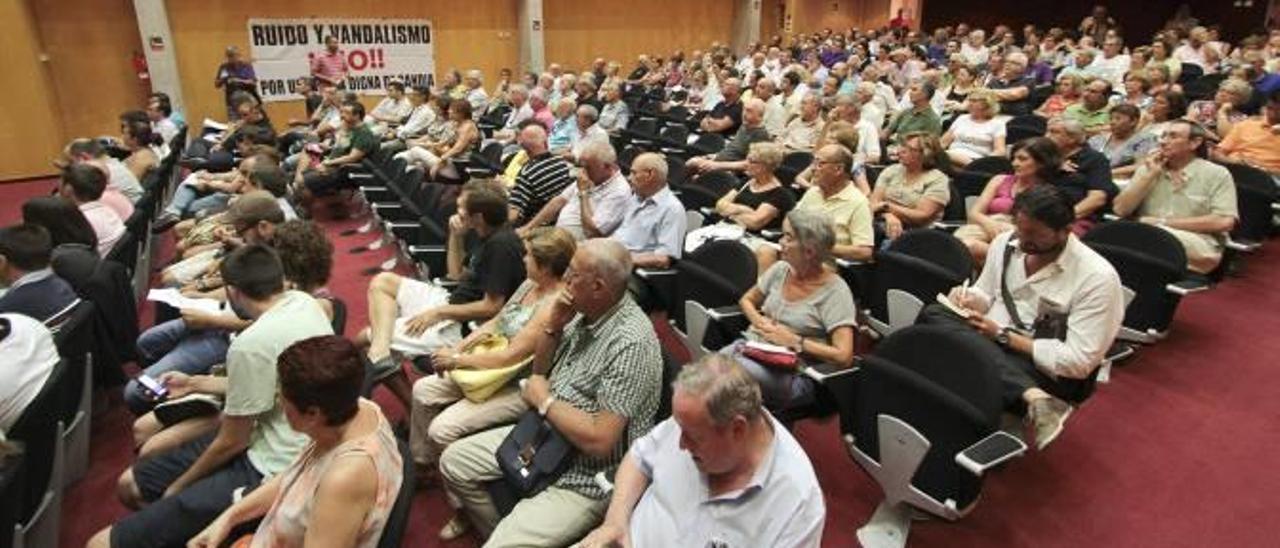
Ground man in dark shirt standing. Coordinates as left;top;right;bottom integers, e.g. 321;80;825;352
215;46;259;119
361;180;526;410
508;121;573;225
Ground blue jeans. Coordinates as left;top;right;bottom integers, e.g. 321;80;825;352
721;340;816;411
164;181;202;218
125;319;230;414
188;192;232;217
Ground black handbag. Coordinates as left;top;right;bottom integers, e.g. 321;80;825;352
494;410;576;497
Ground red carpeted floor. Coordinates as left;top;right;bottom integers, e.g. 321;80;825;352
2;177;1277;547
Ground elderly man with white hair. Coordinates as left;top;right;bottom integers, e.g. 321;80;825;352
579;354;825;548
752;77;788;137
782;94;824;151
568;104;610;161
687;98;772;175
598;83;631;134
614;152;687;269
521;140;633;240
463;69;489;116
547;98;578;155
438;238;663;547
492;84;533;142
960;29;990;66
988;50;1038;116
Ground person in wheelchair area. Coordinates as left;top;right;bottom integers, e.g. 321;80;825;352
922;185;1125;450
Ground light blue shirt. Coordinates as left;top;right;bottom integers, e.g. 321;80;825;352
628;415;826;548
549;116;576;151
612;186;686;260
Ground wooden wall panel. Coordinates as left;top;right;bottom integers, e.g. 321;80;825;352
543;0;735;72
0;1;66;180
165;0;519;128
31;0;147;145
790;0;892;35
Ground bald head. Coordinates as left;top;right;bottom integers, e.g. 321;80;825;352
743;98;766;127
518;123;549;154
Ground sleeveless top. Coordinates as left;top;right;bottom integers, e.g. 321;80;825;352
250;401;403;548
987;175;1026;215
494;280;551;339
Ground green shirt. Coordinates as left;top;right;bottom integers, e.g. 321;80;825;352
225;291;334;476
886;106;942;139
330;123;379;159
1130;158;1238;251
1063;103;1112;134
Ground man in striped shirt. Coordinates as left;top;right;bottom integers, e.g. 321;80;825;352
507;121;574;225
439;238;663;546
310;35;348;88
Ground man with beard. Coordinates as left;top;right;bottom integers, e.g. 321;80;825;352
922;185;1124;450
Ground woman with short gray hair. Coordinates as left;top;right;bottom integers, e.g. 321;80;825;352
725;209;857;411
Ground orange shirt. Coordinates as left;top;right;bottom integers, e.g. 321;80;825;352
1218;119;1280;174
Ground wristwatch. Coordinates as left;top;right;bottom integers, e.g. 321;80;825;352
538;394;557;417
994;327;1013;347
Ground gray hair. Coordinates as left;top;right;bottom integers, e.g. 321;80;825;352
673;354;764;425
579;238;632;295
787;208;836;262
576;103;600;122
632;152;668;183
578;140;616;165
466;69;484;83
529;87;549;105
508;84;529;99
1050;116;1087;142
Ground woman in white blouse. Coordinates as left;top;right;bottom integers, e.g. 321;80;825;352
941;90;1007;167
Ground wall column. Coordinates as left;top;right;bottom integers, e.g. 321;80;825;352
518;0;545;73
132;0;186;115
732;0;763;53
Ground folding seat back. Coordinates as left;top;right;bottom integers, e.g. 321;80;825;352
679;170;739;211
965;156;1013;177
1005;114;1047;143
1177;63;1204;86
866;230;972;335
52;302;96;486
1223;162;1277;244
8;358;70;523
665;155;690;189
375;438;415;548
687;132;726;157
1083;221;1186;334
838;325;1003;525
673;239;756;331
776;151;814;187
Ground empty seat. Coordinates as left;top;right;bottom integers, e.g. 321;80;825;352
864;230;973;337
1082;221;1189;342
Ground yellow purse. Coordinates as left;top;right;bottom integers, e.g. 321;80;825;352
448;334;533;403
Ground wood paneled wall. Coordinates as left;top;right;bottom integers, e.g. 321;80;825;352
542;0;735;72
31;0;148;146
0;0;66;180
165;0;520;129
789;0;892;35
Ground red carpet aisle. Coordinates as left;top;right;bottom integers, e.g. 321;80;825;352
1;179;1275;547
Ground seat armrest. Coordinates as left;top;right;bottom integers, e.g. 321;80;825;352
432;277;460;289
1102;213;1122;222
1225;236;1259;253
955;431;1027;476
634;267;677;279
384;221;421;229
931;221;963;231
406;244;446;255
358;185;389;193
760;229;782;241
1166;277;1211;296
706;305;743;320
834;258;871;269
801;359;860;383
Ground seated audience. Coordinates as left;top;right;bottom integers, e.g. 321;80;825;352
185;98;276;173
361;181;526;410
1063;78;1113;135
781;94;824;151
379;85;434;152
597;83;631;134
612;153;687;269
293;101;379;206
65;138;145;205
87;244;333;548
1045;117;1118;233
822;93;882;165
186;336;403;548
1187;77;1251;141
121;119;161;181
1088;103;1157;180
925;185;1124;449
365;79;413;136
870;132;952;241
156;153;274;230
752;78;788;137
988;51;1038;116
1114;120;1239;273
713;142;796;233
774;144;874;266
579;354;825;548
1140;88;1189;138
507;122;574;225
729;209;857;410
568;104;610;161
955;137;1062;263
0;224;80;326
520;141;631;240
1035;73;1085;119
699;78;744;137
147;93;180;143
687;98;771;175
397;99;480;181
547;98;578;155
159;190;285;292
58;163;127;257
1212;88;1280;175
409;228;574;482
21;196;100;285
883;82;943;142
799;121;872;195
0;313;60;433
941;90;1008;167
1119;70;1153;110
438;238;662;545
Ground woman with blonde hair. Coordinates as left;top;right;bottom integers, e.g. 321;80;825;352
1034;73;1084;118
942;90;1007;167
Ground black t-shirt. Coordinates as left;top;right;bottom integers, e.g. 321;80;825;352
1060;147;1118;219
304;92;323;118
990;76;1037;117
448;227;527;305
733;184;797;230
707;99;744;136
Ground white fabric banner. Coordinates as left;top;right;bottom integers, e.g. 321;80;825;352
246;18;435;102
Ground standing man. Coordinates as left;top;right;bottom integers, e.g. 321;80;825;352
215;46;259;120
310;35;349;89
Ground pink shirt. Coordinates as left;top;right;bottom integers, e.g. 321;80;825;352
532;106;554;131
79;201;126;257
310;51;348;86
99;188;135;221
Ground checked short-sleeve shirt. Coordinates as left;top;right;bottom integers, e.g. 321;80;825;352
547;296;663;499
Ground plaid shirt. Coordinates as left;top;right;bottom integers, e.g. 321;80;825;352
548;296;662;499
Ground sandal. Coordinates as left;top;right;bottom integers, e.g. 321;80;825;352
438;514;471;541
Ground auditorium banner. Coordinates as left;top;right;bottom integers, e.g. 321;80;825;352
246;18;435;102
